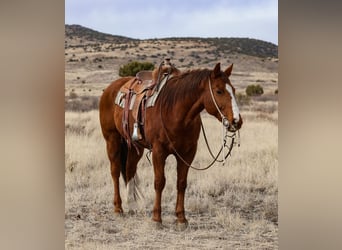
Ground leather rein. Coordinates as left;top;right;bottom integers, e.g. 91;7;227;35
159;77;240;171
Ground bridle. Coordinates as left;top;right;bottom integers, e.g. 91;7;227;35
207;78;241;165
158;76;240;171
208;78;230;129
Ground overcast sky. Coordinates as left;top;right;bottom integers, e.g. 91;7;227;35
65;0;278;44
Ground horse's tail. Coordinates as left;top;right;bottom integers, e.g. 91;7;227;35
121;141;144;211
120;138;128;184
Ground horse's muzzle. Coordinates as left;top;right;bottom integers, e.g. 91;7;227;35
222;117;242;132
227;118;242;132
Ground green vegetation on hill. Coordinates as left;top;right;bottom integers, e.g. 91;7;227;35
246;84;264;96
160;37;277;58
119;61;155;77
65;24;278;58
208;37;277;58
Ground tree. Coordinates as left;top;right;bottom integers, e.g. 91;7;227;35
119;61;154;77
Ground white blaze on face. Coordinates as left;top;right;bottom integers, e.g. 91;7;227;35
226;84;240;122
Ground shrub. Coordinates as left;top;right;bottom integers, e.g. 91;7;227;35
246;84;264;96
69;91;78;99
274;89;278;94
119;61;154;77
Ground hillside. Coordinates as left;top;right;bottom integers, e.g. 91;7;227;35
65;24;136;44
65;24;277;58
65;24;278;90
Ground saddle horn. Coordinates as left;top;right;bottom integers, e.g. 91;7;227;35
164;58;171;66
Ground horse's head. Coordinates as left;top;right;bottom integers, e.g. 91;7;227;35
204;63;243;132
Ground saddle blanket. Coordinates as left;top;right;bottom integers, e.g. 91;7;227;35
114;75;170;109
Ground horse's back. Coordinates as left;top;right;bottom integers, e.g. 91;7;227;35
99;77;132;139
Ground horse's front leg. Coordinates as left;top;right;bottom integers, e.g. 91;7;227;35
175;148;196;230
175;161;190;226
151;147;167;224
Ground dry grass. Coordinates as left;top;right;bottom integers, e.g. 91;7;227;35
65;32;278;249
65;102;278;249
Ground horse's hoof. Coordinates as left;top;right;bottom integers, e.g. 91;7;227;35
175;220;188;231
151;220;163;230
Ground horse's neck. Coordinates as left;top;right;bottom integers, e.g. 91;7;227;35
169;88;204;127
183;99;204;124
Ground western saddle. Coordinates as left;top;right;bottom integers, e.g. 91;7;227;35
118;59;180;148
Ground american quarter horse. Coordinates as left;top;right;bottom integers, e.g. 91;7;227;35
99;62;243;229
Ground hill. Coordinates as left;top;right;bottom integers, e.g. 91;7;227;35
65;24;136;44
65;24;278;88
65;24;277;58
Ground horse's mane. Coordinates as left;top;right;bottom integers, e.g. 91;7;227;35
158;68;212;113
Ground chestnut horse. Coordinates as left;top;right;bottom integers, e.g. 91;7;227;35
99;63;242;228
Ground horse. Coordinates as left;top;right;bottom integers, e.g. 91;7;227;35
99;62;243;229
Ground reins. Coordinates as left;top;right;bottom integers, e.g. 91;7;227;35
188;119;237;170
200;118;240;162
158;76;240;171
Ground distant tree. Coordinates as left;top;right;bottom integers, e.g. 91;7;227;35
119;61;154;77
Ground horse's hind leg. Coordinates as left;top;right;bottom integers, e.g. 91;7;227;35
105;133;124;214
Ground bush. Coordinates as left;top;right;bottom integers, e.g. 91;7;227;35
246;84;264;96
69;91;78;99
119;61;154;77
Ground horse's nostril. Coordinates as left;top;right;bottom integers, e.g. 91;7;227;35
222;118;229;128
231;119;241;131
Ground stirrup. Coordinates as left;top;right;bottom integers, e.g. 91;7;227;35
132;122;142;141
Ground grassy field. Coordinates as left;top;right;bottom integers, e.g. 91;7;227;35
65;97;278;249
65;27;278;249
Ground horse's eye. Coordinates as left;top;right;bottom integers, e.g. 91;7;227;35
216;90;223;95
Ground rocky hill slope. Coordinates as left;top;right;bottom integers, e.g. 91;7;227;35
65;24;277;58
65;24;278;86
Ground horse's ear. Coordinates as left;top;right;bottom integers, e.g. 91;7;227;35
212;63;221;78
224;64;233;77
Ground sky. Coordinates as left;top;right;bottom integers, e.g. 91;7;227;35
65;0;278;45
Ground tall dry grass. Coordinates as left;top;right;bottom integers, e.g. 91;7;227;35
65;105;278;249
